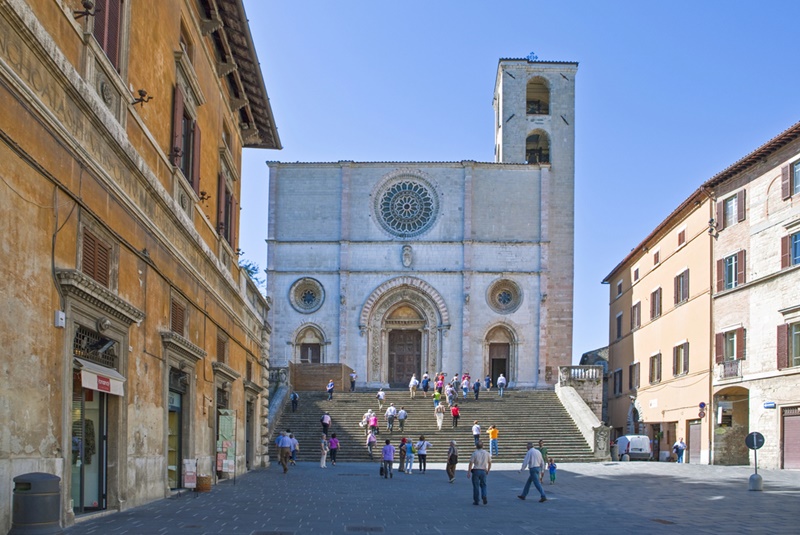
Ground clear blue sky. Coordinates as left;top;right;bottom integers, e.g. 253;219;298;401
239;1;800;363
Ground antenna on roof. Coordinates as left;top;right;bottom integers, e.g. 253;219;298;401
526;52;538;62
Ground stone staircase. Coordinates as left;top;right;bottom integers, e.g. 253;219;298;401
272;389;598;463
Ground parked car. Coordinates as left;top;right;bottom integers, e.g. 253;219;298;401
616;435;652;460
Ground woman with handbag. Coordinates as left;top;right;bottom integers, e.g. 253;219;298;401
416;435;432;474
446;440;458;483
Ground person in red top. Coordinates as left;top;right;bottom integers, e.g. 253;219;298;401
450;404;460;428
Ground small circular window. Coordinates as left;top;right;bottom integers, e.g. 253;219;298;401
374;175;439;238
487;279;522;314
289;278;325;313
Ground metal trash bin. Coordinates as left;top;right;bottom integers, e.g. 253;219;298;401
610;444;619;461
9;473;62;535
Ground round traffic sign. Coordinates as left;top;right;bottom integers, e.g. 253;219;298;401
699;402;707;409
698;410;706;418
745;431;765;450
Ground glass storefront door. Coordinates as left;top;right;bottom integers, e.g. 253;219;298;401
71;382;107;514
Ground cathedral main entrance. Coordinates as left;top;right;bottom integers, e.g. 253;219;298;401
388;330;421;387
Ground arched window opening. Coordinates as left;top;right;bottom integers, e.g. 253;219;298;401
296;327;323;364
526;77;550;115
526;130;550;164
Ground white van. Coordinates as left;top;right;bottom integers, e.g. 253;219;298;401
616;435;652;461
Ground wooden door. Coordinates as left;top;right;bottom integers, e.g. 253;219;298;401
388;330;420;387
688;421;701;463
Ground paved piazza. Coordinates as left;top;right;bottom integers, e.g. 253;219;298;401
64;461;799;534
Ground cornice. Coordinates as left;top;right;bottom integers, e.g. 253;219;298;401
56;269;144;325
160;331;206;363
212;361;241;382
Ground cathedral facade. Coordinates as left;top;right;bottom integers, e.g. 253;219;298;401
267;59;576;388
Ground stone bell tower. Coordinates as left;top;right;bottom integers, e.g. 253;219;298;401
493;56;579;374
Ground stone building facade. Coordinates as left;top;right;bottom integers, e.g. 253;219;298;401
0;0;278;529
604;121;800;469
267;59;577;389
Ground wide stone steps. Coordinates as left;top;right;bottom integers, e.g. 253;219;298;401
272;390;598;463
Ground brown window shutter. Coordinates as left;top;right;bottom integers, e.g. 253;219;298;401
92;0;108;52
683;270;689;301
716;201;725;231
672;346;678;376
737;190;746;222
782;165;791;200
96;241;111;287
678;229;685;246
630;305;635;330
81;231;97;279
716;259;724;292
674;275;679;305
650;293;656;319
736;327;745;360
171;86;185;166
105;0;121;70
217;174;226;233
715;333;724;364
736;250;746;285
656;288;661;316
217;336;226;363
171;300;185;336
191;122;201;194
781;235;791;268
231;196;240;248
683;342;689;374
777;324;789;370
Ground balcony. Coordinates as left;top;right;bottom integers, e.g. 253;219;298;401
718;359;742;380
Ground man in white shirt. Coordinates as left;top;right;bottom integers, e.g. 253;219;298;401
376;388;386;410
467;440;492;505
517;442;547;502
472;421;481;447
397;406;408;432
409;374;419;398
385;403;397;432
349;372;357;392
496;374;507;397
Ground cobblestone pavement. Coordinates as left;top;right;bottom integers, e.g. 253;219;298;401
64;460;800;534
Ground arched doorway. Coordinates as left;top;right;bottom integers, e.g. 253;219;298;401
484;325;516;386
360;277;450;387
386;306;423;387
293;325;327;364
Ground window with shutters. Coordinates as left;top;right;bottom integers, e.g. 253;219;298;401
81;230;112;287
615;312;623;340
633;267;639;282
673;342;689;376
246;360;253;382
170;299;186;337
171;87;201;194
650;287;662;320
613;369;623;396
723;253;739;289
717;190;746;231
716;328;745;363
677;228;686;247
629;362;640;391
781;232;800;269
784;161;800;199
92;0;123;70
649;353;662;384
675;269;689;304
653;249;660;265
217;335;228;365
630;302;641;330
217;174;235;245
616;280;623;298
777;322;800;370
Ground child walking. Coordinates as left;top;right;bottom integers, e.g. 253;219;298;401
548;458;557;484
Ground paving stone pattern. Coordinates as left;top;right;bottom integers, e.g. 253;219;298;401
64;461;800;534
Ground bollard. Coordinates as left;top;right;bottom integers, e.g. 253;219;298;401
748;473;763;491
620;453;630;462
9;472;63;534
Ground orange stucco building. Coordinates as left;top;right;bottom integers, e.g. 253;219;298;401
0;0;279;529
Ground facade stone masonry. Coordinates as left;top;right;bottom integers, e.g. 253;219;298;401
268;60;577;391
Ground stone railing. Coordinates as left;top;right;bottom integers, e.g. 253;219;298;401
559;365;604;384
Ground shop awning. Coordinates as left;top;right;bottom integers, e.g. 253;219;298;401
74;358;125;396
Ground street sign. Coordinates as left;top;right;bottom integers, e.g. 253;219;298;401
745;431;765;450
698;410;706;418
763;402;776;409
699;402;707;409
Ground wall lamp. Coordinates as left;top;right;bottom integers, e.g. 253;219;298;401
131;89;153;107
74;0;100;19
